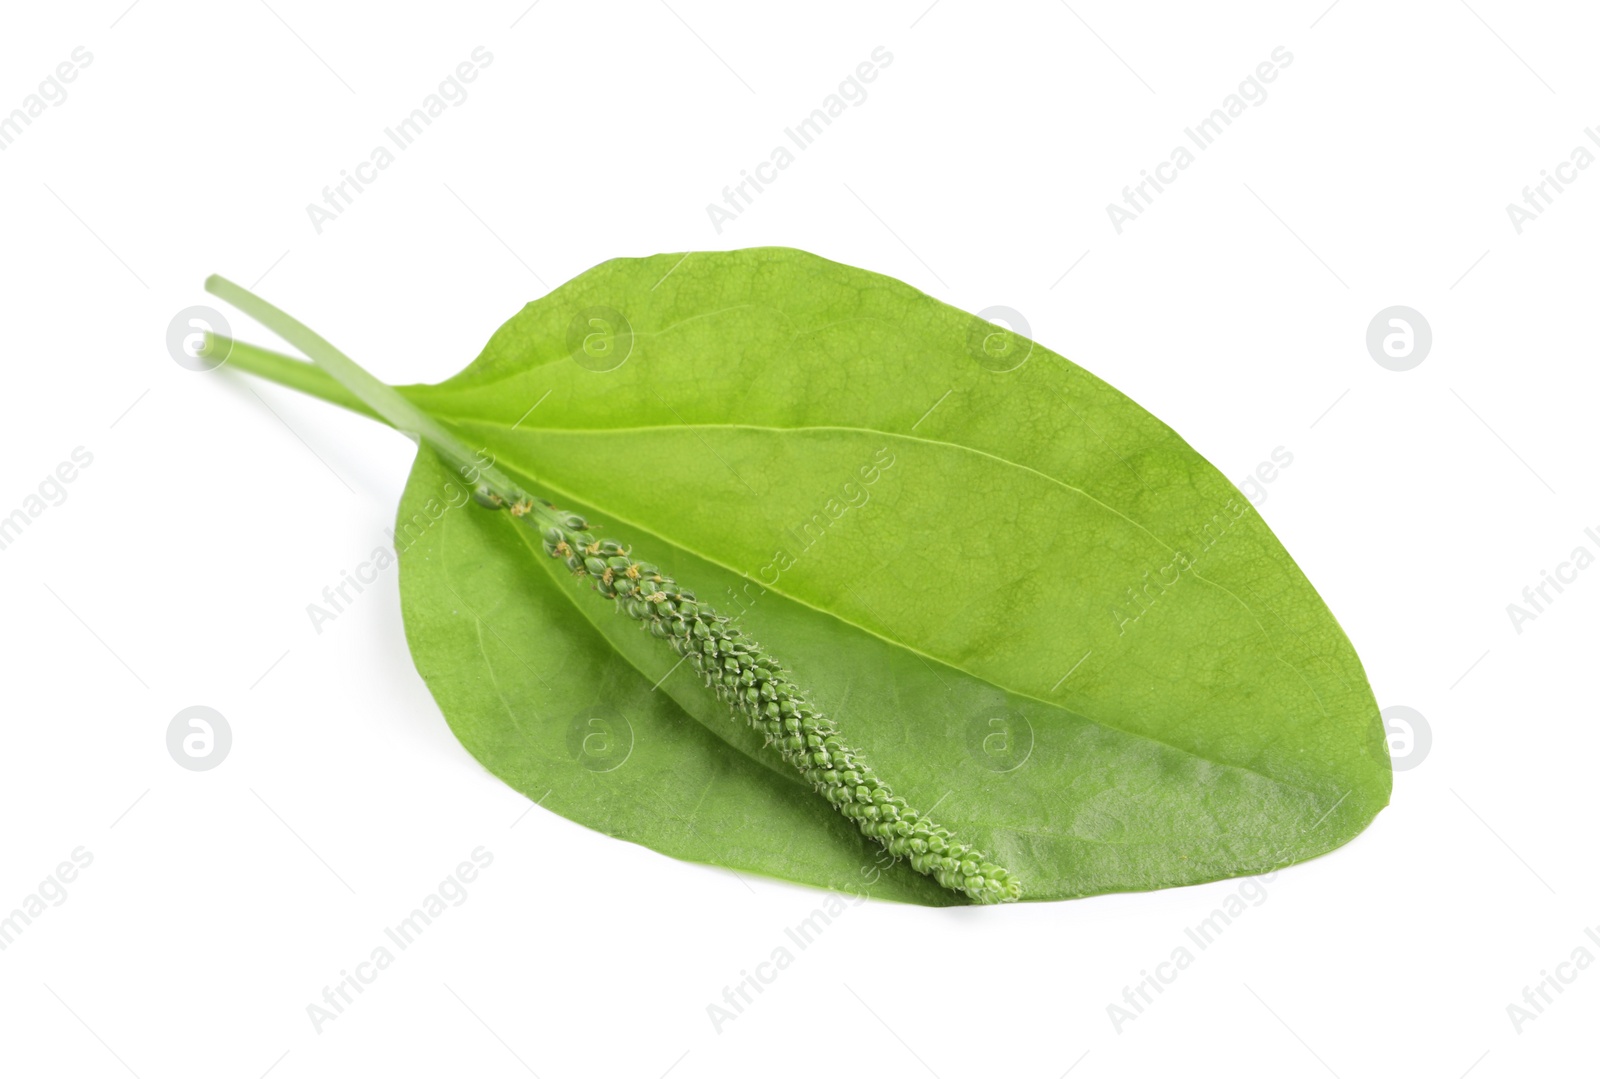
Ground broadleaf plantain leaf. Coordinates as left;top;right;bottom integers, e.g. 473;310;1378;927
380;247;1391;903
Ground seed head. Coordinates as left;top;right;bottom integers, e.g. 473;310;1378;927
499;504;1023;904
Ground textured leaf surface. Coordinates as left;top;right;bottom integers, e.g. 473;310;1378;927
394;247;1390;903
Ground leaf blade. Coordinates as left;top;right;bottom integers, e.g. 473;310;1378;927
397;247;1390;902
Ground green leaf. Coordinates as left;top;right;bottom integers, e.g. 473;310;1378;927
225;247;1391;903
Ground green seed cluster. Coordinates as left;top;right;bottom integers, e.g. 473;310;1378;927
502;496;1022;905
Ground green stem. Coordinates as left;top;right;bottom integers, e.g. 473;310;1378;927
204;275;528;504
205;335;384;422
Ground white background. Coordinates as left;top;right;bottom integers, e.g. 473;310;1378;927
1;1;1595;1076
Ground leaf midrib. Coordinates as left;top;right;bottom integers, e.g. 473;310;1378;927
455;416;1329;721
